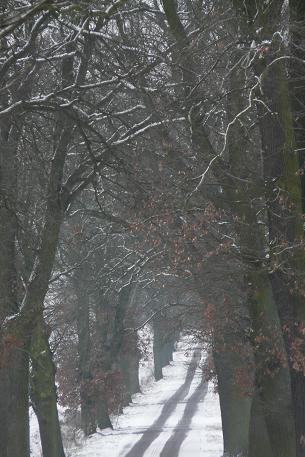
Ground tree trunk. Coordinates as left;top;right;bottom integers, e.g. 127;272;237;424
74;272;96;436
214;351;252;456
96;284;136;421
30;318;65;457
97;395;113;430
153;314;169;381
213;322;254;457
270;271;305;457
94;301;113;429
288;4;305;453
231;4;302;456
0;124;29;457
163;334;176;367
153;351;163;381
256;42;303;457
249;270;296;457
222;38;275;457
120;331;140;403
289;0;305;217
249;389;273;457
0;343;29;457
0;29;86;457
126;351;140;396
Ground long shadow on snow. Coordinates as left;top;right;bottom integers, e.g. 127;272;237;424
122;349;201;457
159;377;208;456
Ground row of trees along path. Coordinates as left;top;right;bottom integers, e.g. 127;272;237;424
0;1;305;457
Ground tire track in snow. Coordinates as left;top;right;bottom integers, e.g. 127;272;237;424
122;350;201;457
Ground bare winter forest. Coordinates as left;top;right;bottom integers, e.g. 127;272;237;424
0;1;305;457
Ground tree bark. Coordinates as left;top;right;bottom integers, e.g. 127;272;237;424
74;270;96;436
0;344;29;457
153;314;170;381
0;117;28;457
225;40;291;456
94;301;113;429
30;318;65;457
120;331;140;404
0;108;72;457
213;345;253;457
231;5;302;456
96;396;113;430
249;389;273;457
254;27;303;457
249;270;296;457
288;4;305;453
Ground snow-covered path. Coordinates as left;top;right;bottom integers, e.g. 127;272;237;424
72;346;223;457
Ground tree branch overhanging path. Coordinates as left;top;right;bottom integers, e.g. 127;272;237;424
0;1;305;457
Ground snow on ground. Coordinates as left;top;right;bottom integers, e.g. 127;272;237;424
30;408;41;457
69;341;223;457
30;336;223;457
138;325;155;389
